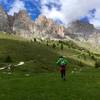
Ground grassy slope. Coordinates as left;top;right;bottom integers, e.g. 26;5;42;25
0;33;59;73
0;33;100;100
0;39;59;72
0;33;100;72
0;68;100;100
75;40;100;54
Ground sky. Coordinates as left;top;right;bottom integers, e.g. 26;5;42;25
0;0;100;27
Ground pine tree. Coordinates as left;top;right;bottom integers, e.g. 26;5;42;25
61;43;64;50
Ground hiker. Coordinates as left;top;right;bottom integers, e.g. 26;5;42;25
56;56;69;80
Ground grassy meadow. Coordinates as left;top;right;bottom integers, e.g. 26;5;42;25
0;33;100;100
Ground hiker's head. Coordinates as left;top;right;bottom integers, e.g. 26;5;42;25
59;56;64;58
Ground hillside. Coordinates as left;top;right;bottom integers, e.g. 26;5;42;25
0;33;100;100
0;1;100;100
0;33;100;74
0;35;58;72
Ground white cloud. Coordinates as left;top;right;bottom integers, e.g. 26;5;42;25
6;0;100;27
41;7;65;21
89;8;100;27
8;0;26;16
40;0;100;27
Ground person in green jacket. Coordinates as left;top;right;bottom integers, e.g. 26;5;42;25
56;56;69;80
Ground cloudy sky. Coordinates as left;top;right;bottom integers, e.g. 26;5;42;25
0;0;100;27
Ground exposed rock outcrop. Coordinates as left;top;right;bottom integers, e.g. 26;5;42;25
87;32;100;46
12;10;33;38
33;15;65;39
67;20;95;39
0;6;99;46
0;6;11;33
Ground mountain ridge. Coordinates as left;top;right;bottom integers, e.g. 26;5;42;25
0;6;100;45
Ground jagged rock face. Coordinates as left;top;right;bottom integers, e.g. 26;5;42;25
8;15;15;33
87;32;100;46
0;6;100;45
67;20;95;39
13;10;33;38
0;6;10;33
33;15;65;39
0;6;66;39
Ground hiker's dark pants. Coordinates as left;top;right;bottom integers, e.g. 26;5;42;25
60;65;66;79
61;70;66;79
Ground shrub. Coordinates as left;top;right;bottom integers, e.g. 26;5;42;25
52;43;56;48
58;40;62;44
5;55;13;63
87;51;91;56
82;54;86;60
79;61;84;67
34;38;37;42
91;55;96;61
95;60;100;68
46;41;49;46
61;43;64;50
46;43;49;46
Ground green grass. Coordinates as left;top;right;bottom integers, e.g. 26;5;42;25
0;39;58;71
0;38;96;72
0;32;28;41
0;33;100;100
0;68;100;100
0;33;99;72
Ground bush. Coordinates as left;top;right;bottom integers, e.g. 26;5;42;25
34;38;37;42
79;61;84;67
5;55;13;63
46;41;49;46
87;51;91;56
95;60;100;68
46;43;49;46
91;55;96;60
52;43;56;48
58;40;62;44
61;43;64;50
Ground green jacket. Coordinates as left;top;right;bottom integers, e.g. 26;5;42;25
56;57;69;66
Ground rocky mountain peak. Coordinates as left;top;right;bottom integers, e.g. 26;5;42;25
0;5;7;18
33;15;65;39
0;6;11;33
67;20;95;39
14;10;31;21
18;10;28;18
70;20;95;33
37;15;47;21
72;20;94;29
35;15;47;25
0;5;4;12
0;6;99;45
12;10;34;37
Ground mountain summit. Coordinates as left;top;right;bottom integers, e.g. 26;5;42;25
0;6;11;33
0;6;99;45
